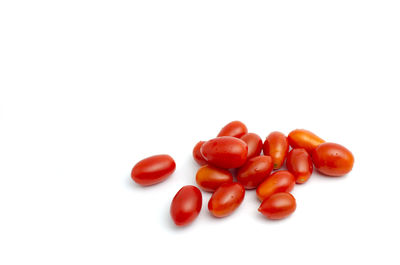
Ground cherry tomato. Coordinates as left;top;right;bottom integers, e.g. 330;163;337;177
240;133;263;159
288;129;325;154
217;121;248;138
196;165;233;192
263;131;289;169
193;141;207;166
258;192;296;220
170;185;202;226
236;155;273;189
286;148;313;184
208;182;245;217
200;136;248;169
131;154;175;186
256;170;295;201
312;142;354;176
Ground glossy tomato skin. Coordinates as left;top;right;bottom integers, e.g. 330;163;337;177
217;121;248;138
256;170;295;201
193;141;207;166
200;136;248;169
208;182;245;218
286;148;313;184
236;155;273;189
196;165;233;192
263;131;289;169
288;129;325;154
240;133;263;159
258;192;296;220
131;154;176;186
170;185;202;226
312;142;354;176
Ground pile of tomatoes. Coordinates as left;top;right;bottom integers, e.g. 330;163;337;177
131;121;354;226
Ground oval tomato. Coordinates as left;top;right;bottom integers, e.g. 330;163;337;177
256;170;295;201
258;192;296;220
217;121;248;138
286;148;313;184
208;182;245;218
200;136;248;169
312;142;354;176
240;133;263;159
131;154;175;186
193;141;207;166
263;131;289;169
288;129;325;154
170;185;202;226
236;155;273;189
196;165;233;192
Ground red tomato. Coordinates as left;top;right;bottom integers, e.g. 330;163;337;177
236;155;273;189
170;185;202;226
240;133;263;159
200;136;248;169
312;142;354;176
263;131;289;169
256;170;295;201
217;121;248;138
193;141;207;166
258;192;296;220
208;182;245;217
288;129;325;154
196;165;233;192
131;154;175;186
286;148;313;184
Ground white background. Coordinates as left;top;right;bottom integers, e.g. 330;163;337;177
1;1;400;264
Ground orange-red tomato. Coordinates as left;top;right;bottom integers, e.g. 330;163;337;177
196;165;233;192
288;129;325;154
131;154;175;186
236;155;273;189
240;133;263;159
193;141;207;166
200;136;248;169
256;170;295;201
286;148;313;184
208;182;245;217
312;142;354;176
217;121;248;138
263;131;289;169
170;185;202;226
258;192;296;220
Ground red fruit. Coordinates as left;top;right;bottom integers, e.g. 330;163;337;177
208;182;245;218
217;121;248;138
200;136;248;169
312;142;354;176
193;141;207;166
286;148;313;184
288;129;325;154
196;165;233;192
170;185;202;226
263;131;289;169
240;133;263;159
256;170;295;201
131;154;175;186
258;192;296;220
236;155;273;189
